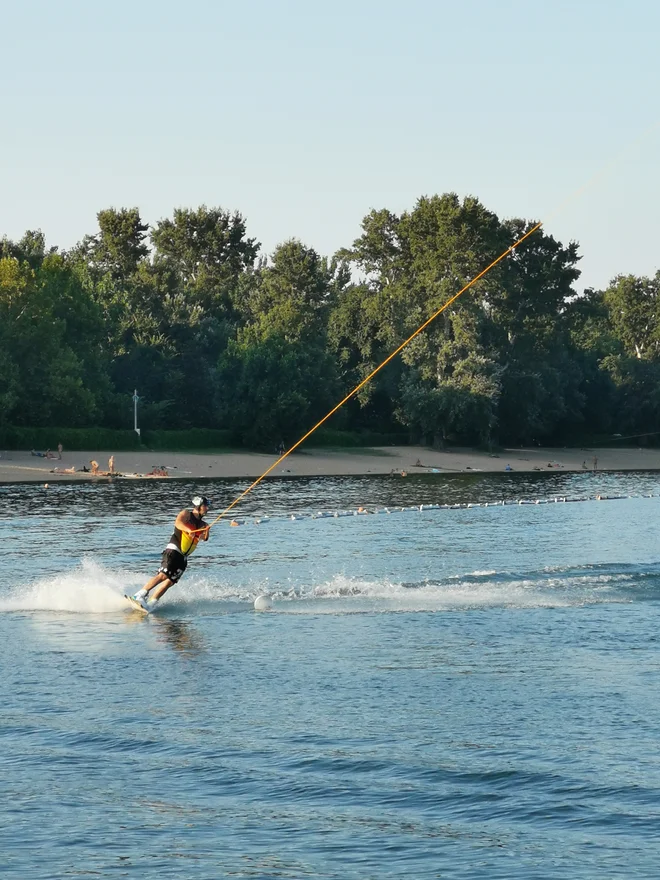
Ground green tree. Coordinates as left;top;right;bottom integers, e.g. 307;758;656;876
66;208;172;422
75;208;149;280
336;195;585;445
603;273;660;361
398;354;503;446
216;240;346;443
0;348;20;426
151;206;259;310
328;281;402;430
39;253;113;417
0;257;99;425
2;199;654;449
241;240;349;340
216;332;340;448
0;229;52;269
332;195;502;435
490;222;584;443
600;353;660;436
336;195;510;442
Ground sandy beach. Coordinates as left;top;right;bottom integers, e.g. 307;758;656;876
1;445;660;483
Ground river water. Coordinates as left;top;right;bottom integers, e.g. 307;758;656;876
1;471;660;879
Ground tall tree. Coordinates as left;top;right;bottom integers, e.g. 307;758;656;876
336;194;507;443
0;256;100;425
216;332;340;448
151;206;259;309
75;208;150;280
603;273;660;361
335;195;585;445
216;240;346;444
240;240;349;341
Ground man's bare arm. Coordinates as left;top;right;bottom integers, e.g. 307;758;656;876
175;511;210;539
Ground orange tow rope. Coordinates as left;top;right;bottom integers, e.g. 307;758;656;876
204;222;543;530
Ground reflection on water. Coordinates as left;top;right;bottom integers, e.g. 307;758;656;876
25;613;130;654
24;607;207;658
148;616;206;656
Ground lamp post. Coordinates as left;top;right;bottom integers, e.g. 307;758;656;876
133;389;141;438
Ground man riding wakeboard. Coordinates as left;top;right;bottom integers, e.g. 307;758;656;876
131;496;211;610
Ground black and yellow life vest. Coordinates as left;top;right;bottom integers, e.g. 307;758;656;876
166;510;205;557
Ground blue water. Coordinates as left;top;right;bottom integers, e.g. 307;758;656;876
2;472;660;878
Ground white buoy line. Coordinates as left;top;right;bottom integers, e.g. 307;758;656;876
237;491;657;534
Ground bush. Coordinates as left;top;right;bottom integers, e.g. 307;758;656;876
0;425;406;453
142;429;234;450
303;429;409;448
0;426;143;451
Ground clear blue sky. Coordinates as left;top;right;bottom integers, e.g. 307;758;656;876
1;0;658;291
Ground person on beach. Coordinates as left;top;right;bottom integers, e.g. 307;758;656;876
131;496;211;610
90;459;99;475
146;465;168;477
108;455;115;474
57;443;63;460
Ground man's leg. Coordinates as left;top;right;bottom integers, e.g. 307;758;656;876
137;551;185;605
151;578;176;602
133;571;170;606
141;571;169;594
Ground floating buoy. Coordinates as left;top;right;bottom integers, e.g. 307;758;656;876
212;490;659;532
254;594;273;612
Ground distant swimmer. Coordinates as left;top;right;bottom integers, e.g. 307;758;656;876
131;496;211;611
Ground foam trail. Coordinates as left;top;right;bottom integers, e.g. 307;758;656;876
159;575;259;614
261;566;648;614
266;574;559;613
0;559;139;613
7;562;649;617
155;564;648;616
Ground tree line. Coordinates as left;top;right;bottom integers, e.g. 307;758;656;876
1;195;659;449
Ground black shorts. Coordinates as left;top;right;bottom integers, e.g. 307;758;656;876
159;549;187;583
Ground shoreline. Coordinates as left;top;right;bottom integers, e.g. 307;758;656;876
2;445;660;484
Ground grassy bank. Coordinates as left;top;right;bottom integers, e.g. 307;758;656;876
0;426;408;453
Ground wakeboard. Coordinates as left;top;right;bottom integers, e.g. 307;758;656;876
124;594;149;614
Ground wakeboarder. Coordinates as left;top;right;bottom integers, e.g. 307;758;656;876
129;496;210;611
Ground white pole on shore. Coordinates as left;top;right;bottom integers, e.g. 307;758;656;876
133;390;141;438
